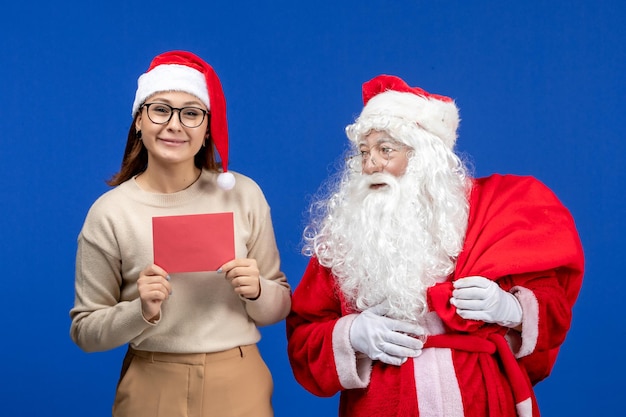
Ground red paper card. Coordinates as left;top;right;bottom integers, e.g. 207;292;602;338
152;212;234;273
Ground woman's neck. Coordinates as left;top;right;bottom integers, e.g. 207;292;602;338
136;163;202;194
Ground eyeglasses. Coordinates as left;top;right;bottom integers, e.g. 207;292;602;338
141;102;208;128
347;142;409;169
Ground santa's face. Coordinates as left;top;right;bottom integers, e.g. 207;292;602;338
358;131;411;179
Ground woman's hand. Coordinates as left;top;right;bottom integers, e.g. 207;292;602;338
220;259;261;300
137;264;171;322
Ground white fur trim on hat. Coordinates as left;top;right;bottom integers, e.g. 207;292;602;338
351;90;460;149
132;64;210;116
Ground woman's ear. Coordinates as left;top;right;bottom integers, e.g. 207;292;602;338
135;112;142;132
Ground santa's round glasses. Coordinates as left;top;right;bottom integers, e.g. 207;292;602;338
347;142;408;171
141;102;208;128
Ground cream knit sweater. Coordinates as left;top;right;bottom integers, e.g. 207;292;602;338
70;170;291;353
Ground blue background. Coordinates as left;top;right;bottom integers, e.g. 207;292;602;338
1;1;623;416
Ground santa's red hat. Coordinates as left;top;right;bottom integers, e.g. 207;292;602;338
347;74;460;149
132;50;235;190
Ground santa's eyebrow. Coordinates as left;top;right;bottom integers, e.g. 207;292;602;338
359;138;401;149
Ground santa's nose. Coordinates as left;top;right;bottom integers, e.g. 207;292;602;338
363;155;383;174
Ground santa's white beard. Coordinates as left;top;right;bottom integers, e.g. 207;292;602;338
307;160;469;323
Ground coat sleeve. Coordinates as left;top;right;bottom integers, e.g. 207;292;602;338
286;258;373;397
500;269;574;383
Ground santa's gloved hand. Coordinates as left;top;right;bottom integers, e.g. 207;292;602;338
451;276;522;328
349;304;425;366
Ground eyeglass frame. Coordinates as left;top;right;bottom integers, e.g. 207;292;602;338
346;140;411;170
140;102;209;128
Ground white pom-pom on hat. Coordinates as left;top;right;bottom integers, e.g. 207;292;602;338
217;172;236;190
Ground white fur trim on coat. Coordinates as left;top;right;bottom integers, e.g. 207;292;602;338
332;314;372;389
511;286;539;358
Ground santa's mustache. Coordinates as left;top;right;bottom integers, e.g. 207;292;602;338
351;172;400;194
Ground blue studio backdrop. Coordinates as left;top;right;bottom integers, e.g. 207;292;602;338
1;1;623;416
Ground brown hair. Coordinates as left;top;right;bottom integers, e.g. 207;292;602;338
106;113;220;186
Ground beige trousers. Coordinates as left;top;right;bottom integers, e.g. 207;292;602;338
112;344;273;417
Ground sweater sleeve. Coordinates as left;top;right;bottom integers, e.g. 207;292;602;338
240;184;291;326
70;233;152;352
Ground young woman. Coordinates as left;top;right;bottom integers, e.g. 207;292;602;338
70;50;291;417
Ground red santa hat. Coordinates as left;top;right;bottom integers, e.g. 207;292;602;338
348;74;460;149
132;50;235;190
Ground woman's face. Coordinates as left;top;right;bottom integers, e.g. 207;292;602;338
135;91;208;169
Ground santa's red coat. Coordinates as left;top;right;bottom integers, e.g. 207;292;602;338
286;174;584;417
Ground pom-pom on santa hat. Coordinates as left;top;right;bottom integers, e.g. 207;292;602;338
132;50;235;190
347;74;460;149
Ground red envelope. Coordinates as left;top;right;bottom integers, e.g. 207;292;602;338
152;212;235;273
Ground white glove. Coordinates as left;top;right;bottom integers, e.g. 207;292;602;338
349;304;425;366
451;276;523;328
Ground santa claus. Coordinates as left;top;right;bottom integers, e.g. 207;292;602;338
287;75;584;417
